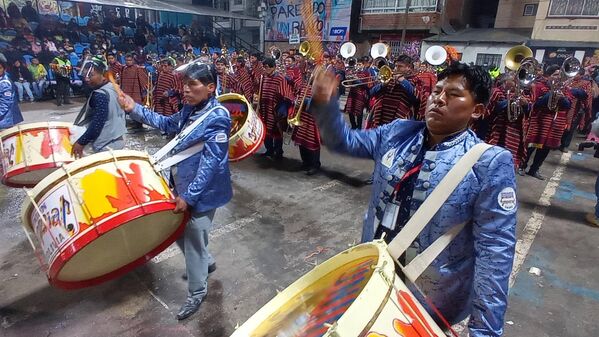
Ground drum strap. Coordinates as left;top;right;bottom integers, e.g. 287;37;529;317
151;106;221;171
387;142;492;281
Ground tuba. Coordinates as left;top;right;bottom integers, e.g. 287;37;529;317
424;45;448;66
339;42;358;70
548;57;580;111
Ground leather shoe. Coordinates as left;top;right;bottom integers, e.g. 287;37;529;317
176;297;203;320
526;171;545;180
182;263;216;280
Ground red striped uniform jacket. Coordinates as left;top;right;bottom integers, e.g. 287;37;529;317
153;70;177;115
109;62;123;79
285;66;304;96
250;62;264;95
344;69;371;116
291;82;320;151
258;72;294;137
120;65;148;104
235;66;254;102
369;79;422;127
526;79;571;149
218;72;240;95
486;87;529;167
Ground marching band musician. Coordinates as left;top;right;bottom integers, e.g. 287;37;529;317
118;62;232;322
249;52;264;96
344;56;373;129
120;53;149;131
72;56;126;158
153;57;178;116
234;56;254;102
284;55;304;95
309;62;517;337
412;61;438;109
519;65;572;179
107;53;123;80
368;55;424;127
215;57;239;95
560;69;593;152
51;49;72;106
290;76;321;175
485;74;531;168
258;57;294;159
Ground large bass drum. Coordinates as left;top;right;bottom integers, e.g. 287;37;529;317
21;150;188;289
0;122;75;187
231;241;445;337
218;93;265;162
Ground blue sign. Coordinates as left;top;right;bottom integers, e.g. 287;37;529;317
330;27;347;37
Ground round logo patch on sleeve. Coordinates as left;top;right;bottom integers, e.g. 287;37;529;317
498;187;517;211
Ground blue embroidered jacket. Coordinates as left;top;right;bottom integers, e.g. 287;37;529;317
0;73;23;129
310;98;517;337
131;96;233;213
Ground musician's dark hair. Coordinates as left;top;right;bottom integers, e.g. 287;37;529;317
125;53;134;59
236;56;246;64
0;59;7;69
262;57;276;68
251;52;262;60
438;62;492;105
107;52;115;57
544;64;560;76
215;57;226;64
285;56;294;62
396;54;414;68
184;62;217;86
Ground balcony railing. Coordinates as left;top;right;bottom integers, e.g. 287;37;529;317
362;0;439;14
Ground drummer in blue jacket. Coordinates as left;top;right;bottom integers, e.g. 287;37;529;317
0;59;24;130
118;62;232;321
309;62;517;337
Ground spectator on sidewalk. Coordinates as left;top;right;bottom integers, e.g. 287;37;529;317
28;58;47;100
10;59;34;102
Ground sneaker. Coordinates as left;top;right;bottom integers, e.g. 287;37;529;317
517;168;526;176
306;167;319;176
526;171;545;180
585;213;599;227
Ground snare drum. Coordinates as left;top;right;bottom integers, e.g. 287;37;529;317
231;241;445;337
0;122;75;187
21;150;188;289
218;93;265;162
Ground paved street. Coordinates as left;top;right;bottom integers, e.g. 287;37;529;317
1;100;598;337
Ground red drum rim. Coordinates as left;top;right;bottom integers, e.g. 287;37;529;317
0;122;74;139
2;162;73;188
229;125;266;162
47;202;189;289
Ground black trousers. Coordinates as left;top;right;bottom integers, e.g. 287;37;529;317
264;137;283;156
521;147;550;174
349;113;363;129
560;112;584;149
55;77;71;105
299;146;321;169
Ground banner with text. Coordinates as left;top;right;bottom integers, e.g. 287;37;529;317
265;0;351;42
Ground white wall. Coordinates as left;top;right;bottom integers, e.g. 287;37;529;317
421;41;515;71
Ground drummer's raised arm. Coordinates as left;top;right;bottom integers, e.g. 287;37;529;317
119;92;182;135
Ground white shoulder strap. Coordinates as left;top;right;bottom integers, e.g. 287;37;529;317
151;105;222;171
387;142;492;278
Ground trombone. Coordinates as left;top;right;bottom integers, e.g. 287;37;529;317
341;42;394;87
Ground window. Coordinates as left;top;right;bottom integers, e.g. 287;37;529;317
476;53;502;67
362;0;438;14
523;4;538;16
548;0;599;17
233;0;243;5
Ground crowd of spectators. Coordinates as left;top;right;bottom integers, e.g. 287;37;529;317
0;1;226;101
